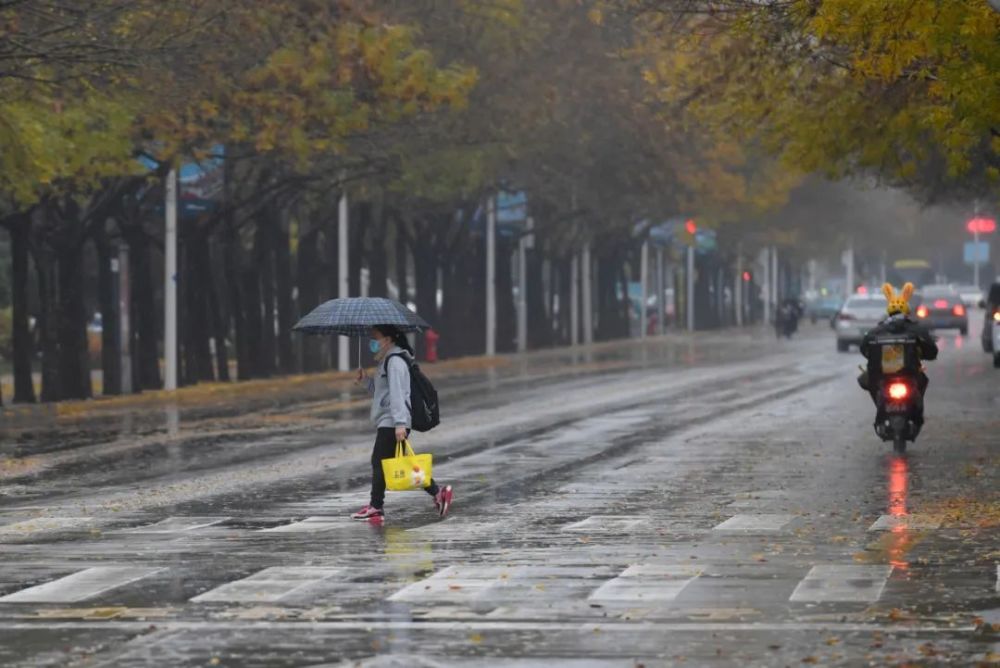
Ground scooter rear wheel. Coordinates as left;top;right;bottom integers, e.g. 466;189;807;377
892;434;907;454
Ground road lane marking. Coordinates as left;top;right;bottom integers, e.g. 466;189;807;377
388;565;606;604
190;567;341;603
341;657;634;667
560;516;647;533
712;514;795;532
256;517;342;533
867;515;941;532
789;565;893;603
0;517;95;535
0;567;165;603
121;517;230;533
0;620;976;633
589;564;701;603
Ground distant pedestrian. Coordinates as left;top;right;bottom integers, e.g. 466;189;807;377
351;324;452;523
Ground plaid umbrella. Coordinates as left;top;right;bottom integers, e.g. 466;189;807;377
292;297;431;337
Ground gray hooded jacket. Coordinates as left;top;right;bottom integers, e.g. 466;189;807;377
366;346;412;429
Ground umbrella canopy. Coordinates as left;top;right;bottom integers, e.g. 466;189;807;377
292;297;430;337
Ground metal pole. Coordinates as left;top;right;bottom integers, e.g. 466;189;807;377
762;247;771;326
771;246;779;308
337;188;349;371
656;247;665;336
582;243;593;345
639;241;649;339
570;253;580;346
735;250;744;327
486;195;496;356
516;223;528;353
845;243;855;299
974;228;981;288
686;244;695;332
164;168;178;391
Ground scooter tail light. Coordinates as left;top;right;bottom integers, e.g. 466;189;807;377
916;306;928;318
993;310;1000;322
887;382;909;400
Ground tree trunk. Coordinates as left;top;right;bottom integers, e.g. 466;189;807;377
350;201;368;298
595;254;626;342
224;223;251;381
207;235;231;382
297;225;322;372
256;219;276;377
242;262;264;380
273;216;295;374
34;244;60;402
395;222;409;305
412;232;437;360
55;240;91;399
95;223;121;395
495;238;516;352
121;224;161;391
368;198;388;298
9;218;36;403
526;247;549;349
183;234;215;383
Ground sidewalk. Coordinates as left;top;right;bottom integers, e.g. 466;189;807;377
0;325;785;429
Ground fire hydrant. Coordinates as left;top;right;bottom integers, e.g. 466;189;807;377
425;328;440;363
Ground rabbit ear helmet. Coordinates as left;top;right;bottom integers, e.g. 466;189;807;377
882;282;914;315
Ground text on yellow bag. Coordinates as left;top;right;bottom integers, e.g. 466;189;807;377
381;440;433;491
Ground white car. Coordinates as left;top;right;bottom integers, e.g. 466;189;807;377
835;294;888;352
951;284;984;307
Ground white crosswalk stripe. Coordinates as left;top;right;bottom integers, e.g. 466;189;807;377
0;566;165;603
560;516;647;533
589;564;701;603
712;514;795;532
191;567;341;603
789;565;893;603
867;514;940;532
122;517;230;533
256;517;342;533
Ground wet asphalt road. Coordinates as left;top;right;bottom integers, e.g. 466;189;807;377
0;321;997;667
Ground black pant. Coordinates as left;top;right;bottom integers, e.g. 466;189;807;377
370;427;439;509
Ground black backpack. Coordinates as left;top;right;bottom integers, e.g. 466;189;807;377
386;353;440;432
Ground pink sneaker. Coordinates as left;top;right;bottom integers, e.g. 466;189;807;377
433;486;453;518
350;505;384;521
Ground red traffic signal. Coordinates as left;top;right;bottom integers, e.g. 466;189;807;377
742;271;751;282
684;219;697;235
967;217;996;234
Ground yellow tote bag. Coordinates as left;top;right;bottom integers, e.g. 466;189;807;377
382;440;433;491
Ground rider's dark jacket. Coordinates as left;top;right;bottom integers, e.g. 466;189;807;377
860;313;938;380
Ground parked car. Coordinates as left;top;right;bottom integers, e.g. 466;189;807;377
952;284;984;307
913;285;968;335
979;282;1000;365
806;296;843;325
834;294;888;352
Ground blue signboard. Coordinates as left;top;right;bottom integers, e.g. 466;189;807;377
138;145;224;220
964;241;989;264
496;190;527;224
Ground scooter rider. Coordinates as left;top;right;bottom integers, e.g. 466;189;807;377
857;283;938;423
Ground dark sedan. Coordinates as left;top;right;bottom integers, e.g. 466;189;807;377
914;286;968;335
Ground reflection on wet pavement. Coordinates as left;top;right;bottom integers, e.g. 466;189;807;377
0;326;996;666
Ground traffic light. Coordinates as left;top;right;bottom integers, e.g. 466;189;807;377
742;271;752;282
684;219;697;235
967;217;996;234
